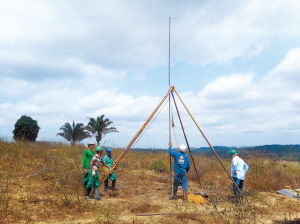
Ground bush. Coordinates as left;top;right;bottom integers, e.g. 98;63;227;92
13;115;40;141
148;159;168;172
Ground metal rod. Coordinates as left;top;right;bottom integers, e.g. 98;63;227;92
171;91;202;187
168;17;172;193
99;87;173;184
173;88;243;195
136;213;172;217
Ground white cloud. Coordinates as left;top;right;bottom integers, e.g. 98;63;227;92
173;0;300;65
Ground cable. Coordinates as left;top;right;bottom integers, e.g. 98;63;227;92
130;97;169;149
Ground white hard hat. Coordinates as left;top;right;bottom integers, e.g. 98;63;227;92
87;140;95;145
178;144;187;152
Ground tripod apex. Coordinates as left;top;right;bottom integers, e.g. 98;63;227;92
169;85;175;91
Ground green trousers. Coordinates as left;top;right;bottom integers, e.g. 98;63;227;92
86;170;100;189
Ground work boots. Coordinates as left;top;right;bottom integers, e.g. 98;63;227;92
112;180;119;190
85;187;92;201
169;189;177;200
94;187;102;201
83;182;88;196
183;190;188;203
104;179;111;193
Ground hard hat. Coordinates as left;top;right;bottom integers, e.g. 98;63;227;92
95;146;103;152
106;147;112;152
229;149;237;156
178;144;187;152
88;140;95;146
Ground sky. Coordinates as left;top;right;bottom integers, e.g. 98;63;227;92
1;0;300;149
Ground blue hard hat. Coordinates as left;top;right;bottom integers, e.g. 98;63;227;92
106;147;112;152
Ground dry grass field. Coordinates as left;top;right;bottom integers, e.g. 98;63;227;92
1;138;300;223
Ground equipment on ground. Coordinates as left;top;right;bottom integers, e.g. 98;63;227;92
277;188;300;200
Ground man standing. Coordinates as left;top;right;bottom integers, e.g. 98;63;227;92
85;146;110;201
168;142;190;202
83;140;95;196
103;148;119;192
230;149;249;195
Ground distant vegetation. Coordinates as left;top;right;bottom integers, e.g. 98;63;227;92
57;121;91;145
12;115;40;141
85;115;118;145
56;115;118;145
192;144;300;161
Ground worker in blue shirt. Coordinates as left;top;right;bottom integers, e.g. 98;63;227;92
168;142;190;202
230;149;249;195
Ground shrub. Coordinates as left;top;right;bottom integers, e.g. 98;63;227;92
12;115;40;141
148;159;168;172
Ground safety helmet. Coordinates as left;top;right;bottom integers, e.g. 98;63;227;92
178;144;187;152
88;140;95;146
229;149;237;156
106;147;112;152
95;146;103;152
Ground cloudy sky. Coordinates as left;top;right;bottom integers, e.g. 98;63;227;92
1;0;300;148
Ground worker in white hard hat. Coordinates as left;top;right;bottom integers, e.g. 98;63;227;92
83;140;95;197
168;142;190;202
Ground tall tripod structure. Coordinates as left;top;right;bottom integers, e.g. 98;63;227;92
98;18;243;195
99;86;243;195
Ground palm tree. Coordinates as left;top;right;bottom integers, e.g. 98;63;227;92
57;121;92;145
85;115;118;145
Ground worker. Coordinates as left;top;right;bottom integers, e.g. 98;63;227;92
82;140;95;197
85;146;110;201
230;149;249;195
168;142;190;203
103;148;119;192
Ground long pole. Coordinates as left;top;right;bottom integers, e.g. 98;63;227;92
168;17;172;193
173;88;243;195
171;91;202;187
99;88;173;184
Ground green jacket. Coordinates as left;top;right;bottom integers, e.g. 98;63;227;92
103;155;116;181
103;155;114;168
83;149;94;169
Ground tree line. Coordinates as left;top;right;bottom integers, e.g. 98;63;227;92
12;115;118;145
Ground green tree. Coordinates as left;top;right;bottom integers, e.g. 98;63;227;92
13;115;40;141
85;115;118;145
57;121;91;145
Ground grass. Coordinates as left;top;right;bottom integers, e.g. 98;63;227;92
0;138;300;223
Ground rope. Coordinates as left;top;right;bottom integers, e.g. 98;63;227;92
131;97;169;149
170;104;179;148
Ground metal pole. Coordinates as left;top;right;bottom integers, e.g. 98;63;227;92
173;88;243;195
168;17;172;193
99;87;173;184
171;91;202;187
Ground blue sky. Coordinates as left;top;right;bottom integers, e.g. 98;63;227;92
1;0;300;148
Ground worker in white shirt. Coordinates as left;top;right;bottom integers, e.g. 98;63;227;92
229;149;249;195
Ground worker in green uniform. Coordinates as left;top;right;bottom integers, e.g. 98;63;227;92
103;148;119;192
82;140;95;196
85;146;110;201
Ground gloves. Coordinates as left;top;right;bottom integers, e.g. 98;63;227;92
186;168;190;173
92;170;96;177
169;142;172;147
